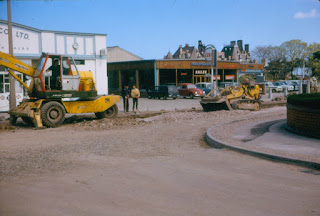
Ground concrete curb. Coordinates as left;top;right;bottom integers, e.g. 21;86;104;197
205;120;320;170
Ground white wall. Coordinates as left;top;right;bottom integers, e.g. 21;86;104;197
0;21;108;96
41;32;55;53
94;35;108;95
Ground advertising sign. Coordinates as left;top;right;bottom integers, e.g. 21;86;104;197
212;75;220;80
225;75;235;80
0;24;40;55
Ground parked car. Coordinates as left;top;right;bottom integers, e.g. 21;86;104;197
284;80;299;91
273;81;294;91
195;82;212;95
261;81;283;93
219;82;239;90
147;85;179;99
178;83;205;99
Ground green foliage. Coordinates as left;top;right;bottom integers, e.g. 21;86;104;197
287;93;320;109
252;40;320;80
265;59;292;80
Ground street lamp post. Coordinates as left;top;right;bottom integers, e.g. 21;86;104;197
203;44;218;96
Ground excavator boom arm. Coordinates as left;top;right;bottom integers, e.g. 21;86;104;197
0;51;35;92
0;52;35;76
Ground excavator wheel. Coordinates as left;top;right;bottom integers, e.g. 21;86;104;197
95;104;118;119
41;101;66;127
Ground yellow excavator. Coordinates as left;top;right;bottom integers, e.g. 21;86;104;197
200;83;261;112
0;51;120;128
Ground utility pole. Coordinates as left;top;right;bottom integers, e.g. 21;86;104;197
7;0;16;110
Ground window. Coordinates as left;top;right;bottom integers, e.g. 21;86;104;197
62;57;78;76
0;75;3;93
74;60;85;65
62;57;71;75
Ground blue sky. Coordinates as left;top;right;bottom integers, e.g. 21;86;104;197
0;0;319;59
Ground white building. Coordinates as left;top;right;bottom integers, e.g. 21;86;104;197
0;20;108;112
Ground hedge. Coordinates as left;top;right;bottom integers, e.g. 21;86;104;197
287;93;320;109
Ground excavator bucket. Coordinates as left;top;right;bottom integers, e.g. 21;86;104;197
200;97;233;112
9;99;44;128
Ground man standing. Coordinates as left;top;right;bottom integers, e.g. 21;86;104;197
121;85;130;112
131;85;140;113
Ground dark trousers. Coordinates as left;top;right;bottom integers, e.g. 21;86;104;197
123;97;129;112
133;98;138;110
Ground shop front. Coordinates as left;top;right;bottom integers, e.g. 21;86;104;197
108;59;264;95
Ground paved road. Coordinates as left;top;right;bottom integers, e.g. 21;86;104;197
1;149;319;216
1;98;319;216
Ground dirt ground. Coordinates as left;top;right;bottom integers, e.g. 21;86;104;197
0;106;320;216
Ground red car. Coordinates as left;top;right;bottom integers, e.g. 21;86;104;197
178;83;205;99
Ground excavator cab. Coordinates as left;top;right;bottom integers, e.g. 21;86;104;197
33;54;80;92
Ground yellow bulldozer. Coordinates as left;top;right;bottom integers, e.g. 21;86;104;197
200;83;261;112
0;51;120;128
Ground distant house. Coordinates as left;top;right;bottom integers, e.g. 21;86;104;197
164;43;202;60
164;40;252;62
220;40;251;62
107;46;143;63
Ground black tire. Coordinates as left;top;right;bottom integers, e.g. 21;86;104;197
272;89;276;93
95;104;118;119
148;95;152;99
189;93;194;99
41;101;66;127
9;115;17;125
22;117;34;126
173;97;177;100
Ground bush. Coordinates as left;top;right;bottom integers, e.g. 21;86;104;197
287;93;320;109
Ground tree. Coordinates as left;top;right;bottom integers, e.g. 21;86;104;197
306;43;320;79
265;59;292;80
279;40;308;78
253;40;319;80
280;40;308;62
269;46;286;61
251;45;273;63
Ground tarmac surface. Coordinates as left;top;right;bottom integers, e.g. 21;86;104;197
206;116;320;169
1;94;318;170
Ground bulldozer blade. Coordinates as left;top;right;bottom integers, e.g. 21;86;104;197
200;98;233;112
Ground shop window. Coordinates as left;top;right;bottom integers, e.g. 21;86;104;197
0;75;3;93
4;74;9;83
5;84;9;93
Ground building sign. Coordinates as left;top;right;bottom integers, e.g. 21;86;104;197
225;75;235;80
212;75;220;80
240;69;263;74
194;70;208;75
191;62;212;66
0;24;40;55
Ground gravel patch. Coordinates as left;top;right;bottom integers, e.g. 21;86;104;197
0;108;286;181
